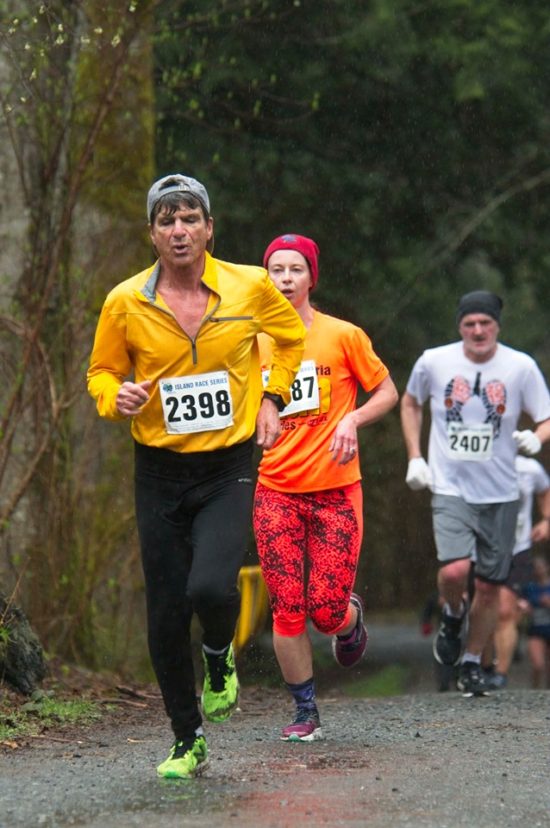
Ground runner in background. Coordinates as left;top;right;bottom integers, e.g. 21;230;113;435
483;456;550;689
521;553;550;688
425;456;550;691
401;290;550;697
253;234;398;741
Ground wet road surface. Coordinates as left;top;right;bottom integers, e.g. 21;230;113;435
1;622;548;827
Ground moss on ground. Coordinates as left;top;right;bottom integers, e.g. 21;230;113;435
342;664;410;698
0;693;101;742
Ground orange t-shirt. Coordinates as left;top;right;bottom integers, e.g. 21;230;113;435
257;310;389;492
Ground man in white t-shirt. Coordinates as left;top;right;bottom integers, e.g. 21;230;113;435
401;290;550;696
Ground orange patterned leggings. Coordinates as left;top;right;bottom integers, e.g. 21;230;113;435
253;481;363;637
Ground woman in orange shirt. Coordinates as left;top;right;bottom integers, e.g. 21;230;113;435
253;234;398;741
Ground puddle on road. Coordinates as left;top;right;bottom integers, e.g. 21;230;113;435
265;752;371;771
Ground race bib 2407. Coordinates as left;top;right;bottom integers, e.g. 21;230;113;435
446;422;493;461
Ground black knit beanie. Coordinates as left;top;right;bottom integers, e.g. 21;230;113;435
456;290;503;324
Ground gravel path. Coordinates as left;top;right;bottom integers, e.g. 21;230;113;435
1;624;549;828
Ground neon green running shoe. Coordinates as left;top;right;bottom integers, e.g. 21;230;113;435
156;735;209;779
201;644;239;723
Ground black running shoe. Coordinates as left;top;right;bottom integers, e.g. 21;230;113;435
485;670;507;690
432;610;464;666
457;661;490;697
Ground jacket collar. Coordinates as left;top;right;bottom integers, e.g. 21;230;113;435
140;252;219;302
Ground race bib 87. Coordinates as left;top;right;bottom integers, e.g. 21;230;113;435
262;360;320;417
159;371;234;434
446;423;493;461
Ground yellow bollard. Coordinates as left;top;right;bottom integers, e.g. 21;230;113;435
233;565;269;656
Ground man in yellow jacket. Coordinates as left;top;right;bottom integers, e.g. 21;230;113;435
87;174;305;779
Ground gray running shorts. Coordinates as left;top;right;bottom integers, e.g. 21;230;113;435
431;494;519;584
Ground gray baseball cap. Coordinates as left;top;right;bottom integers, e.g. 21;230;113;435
146;174;210;222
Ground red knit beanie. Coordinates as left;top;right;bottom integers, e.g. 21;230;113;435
263;234;320;289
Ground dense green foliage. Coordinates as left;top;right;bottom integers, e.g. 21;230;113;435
155;0;550;606
3;1;550;676
155;0;550;351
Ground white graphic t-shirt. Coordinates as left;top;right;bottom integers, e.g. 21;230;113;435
406;341;550;503
514;456;550;554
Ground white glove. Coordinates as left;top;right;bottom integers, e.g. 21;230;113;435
406;457;433;491
513;429;542;456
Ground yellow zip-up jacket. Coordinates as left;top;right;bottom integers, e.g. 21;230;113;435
87;253;305;453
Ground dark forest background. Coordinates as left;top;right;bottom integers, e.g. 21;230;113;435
1;0;549;676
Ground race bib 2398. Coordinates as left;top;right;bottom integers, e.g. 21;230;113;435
159;371;234;434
